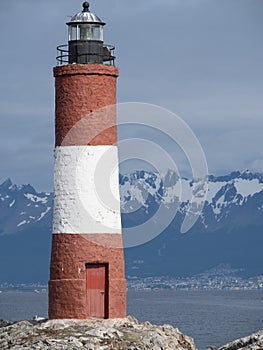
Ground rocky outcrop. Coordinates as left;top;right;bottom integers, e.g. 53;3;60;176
0;316;197;350
216;329;263;350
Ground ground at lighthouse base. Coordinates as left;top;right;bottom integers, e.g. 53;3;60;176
0;316;197;350
1;317;263;350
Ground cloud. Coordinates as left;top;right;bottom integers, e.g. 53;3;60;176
0;0;262;189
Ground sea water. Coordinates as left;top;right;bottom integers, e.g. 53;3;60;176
0;290;263;350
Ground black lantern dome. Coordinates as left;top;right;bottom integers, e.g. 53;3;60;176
56;2;115;65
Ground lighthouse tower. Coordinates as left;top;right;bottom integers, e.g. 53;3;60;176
48;2;126;319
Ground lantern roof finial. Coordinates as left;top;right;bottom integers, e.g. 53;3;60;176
82;2;90;13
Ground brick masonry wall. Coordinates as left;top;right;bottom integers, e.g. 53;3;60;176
52;145;122;234
54;64;119;146
49;64;126;319
49;234;126;319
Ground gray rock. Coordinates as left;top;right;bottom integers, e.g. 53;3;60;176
217;329;263;350
0;316;197;350
0;320;12;328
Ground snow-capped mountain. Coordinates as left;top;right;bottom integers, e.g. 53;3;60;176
120;169;263;232
1;170;263;236
120;170;263;278
0;178;52;235
0;170;263;282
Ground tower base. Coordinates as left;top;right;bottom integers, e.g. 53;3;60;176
49;234;126;319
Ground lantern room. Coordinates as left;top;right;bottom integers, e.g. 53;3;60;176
56;2;115;65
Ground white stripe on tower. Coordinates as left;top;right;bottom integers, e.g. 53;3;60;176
53;145;121;234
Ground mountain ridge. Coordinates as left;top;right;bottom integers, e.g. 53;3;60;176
0;170;262;282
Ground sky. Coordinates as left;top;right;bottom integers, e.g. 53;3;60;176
0;0;262;191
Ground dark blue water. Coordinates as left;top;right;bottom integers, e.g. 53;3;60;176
0;290;263;350
127;290;263;349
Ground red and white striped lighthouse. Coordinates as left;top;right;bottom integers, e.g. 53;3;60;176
48;2;126;319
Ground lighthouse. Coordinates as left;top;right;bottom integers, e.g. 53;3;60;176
48;2;126;319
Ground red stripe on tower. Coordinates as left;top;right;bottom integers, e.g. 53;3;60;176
48;2;126;319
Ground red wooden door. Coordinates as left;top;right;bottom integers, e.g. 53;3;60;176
86;264;106;318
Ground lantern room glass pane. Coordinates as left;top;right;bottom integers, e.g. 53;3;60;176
69;25;78;41
93;25;103;41
79;24;103;41
80;25;93;40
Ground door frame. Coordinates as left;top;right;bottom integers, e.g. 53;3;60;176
85;262;109;319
